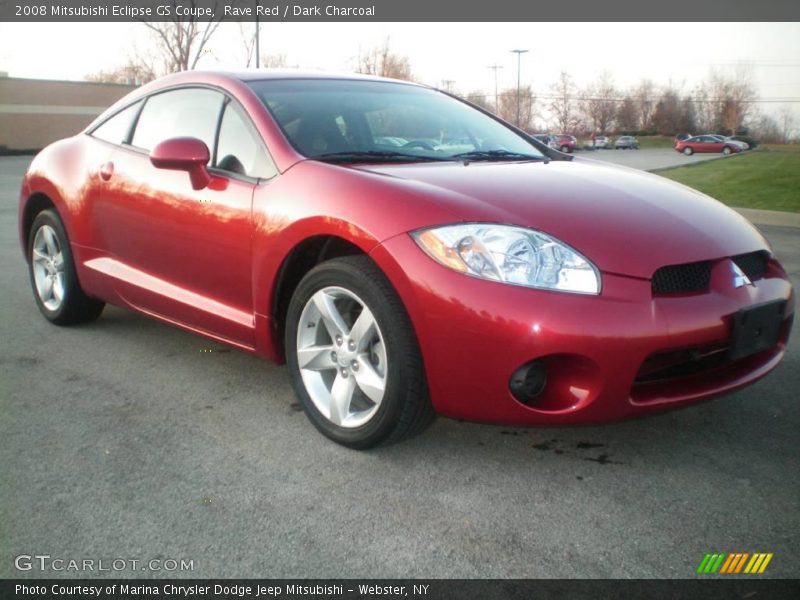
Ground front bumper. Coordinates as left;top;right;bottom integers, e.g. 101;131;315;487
371;235;794;425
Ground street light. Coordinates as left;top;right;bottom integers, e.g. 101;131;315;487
510;49;529;127
488;64;503;114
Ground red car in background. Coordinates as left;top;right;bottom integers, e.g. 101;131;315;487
675;135;744;156
551;134;577;153
19;71;794;448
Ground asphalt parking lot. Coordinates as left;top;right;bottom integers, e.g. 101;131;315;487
577;147;726;171
1;155;798;579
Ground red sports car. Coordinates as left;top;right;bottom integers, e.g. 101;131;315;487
19;71;794;448
675;135;744;155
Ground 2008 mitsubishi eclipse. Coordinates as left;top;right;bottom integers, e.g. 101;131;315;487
19;71;794;447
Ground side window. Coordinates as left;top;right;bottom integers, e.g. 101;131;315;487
90;101;142;145
131;88;223;158
214;102;276;179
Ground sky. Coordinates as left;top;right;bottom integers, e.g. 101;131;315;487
1;21;799;126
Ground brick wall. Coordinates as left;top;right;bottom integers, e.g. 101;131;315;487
0;77;137;152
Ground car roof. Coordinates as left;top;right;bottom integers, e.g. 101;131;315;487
158;69;426;87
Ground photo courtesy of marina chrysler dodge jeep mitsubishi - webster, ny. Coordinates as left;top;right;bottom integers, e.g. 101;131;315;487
19;71;794;447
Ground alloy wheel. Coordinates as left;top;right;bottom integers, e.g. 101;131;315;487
31;225;66;311
296;286;388;428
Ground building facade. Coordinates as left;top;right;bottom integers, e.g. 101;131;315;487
0;76;137;153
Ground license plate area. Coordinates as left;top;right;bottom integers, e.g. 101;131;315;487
727;300;786;361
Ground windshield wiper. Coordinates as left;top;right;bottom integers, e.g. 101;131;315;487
313;150;448;163
451;150;547;162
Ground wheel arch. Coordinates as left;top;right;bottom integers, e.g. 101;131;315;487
270;234;371;359
20;192;57;259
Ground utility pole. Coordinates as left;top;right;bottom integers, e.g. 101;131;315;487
510;49;529;127
255;1;260;68
441;79;455;93
488;64;503;114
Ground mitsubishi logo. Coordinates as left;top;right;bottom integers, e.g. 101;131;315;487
732;262;753;288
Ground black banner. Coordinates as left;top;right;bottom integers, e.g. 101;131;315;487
1;0;800;22
3;579;800;600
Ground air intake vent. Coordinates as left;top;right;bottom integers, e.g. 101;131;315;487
732;251;769;282
652;261;711;295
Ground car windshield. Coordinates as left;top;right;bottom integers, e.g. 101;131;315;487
248;78;546;163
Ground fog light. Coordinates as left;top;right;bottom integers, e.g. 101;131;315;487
509;361;547;405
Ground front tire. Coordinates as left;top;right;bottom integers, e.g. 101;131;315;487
722;146;732;155
683;147;694;156
560;145;571;153
27;210;104;325
285;256;434;448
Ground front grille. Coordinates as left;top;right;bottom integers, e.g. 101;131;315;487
652;261;711;295
733;251;769;282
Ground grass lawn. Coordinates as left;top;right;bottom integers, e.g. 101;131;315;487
655;146;800;213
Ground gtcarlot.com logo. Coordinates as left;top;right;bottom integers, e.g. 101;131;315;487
697;552;773;575
14;554;194;572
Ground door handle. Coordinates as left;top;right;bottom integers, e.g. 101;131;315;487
99;162;114;181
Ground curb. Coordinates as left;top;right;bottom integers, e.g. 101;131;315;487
735;208;800;229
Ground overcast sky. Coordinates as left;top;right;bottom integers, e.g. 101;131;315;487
1;21;799;122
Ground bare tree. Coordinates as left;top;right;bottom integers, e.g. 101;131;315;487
691;83;715;132
700;66;757;135
356;38;413;81
616;96;638;132
651;88;683;135
752;112;782;143
777;105;797;143
581;72;618;134
632;79;656;131
85;59;157;85
548;71;578;133
464;91;493;112
260;53;289;68
498;86;535;130
142;1;224;73
238;21;257;68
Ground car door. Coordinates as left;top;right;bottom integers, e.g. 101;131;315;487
90;87;273;347
701;135;722;153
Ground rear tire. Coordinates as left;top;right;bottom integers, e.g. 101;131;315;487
27;209;104;325
285;256;434;448
560;145;570;153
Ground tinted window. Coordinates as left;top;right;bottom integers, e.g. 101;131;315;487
248;79;545;161
90;101;142;145
214;102;275;179
132;88;223;156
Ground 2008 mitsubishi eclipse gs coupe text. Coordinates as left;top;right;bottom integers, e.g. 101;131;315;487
19;71;794;448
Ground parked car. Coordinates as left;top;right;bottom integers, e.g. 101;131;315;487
730;134;759;149
675;135;744;155
675;133;692;142
531;133;551;145
614;136;640;149
709;135;749;151
591;135;611;149
551;134;577;153
19;71;794;448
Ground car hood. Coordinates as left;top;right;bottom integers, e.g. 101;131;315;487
355;158;768;279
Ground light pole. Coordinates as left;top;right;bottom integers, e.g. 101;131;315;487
488;64;503;114
510;49;528;127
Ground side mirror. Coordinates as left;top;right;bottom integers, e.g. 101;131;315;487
150;137;211;190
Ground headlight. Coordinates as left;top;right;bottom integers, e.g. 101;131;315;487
412;224;601;294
